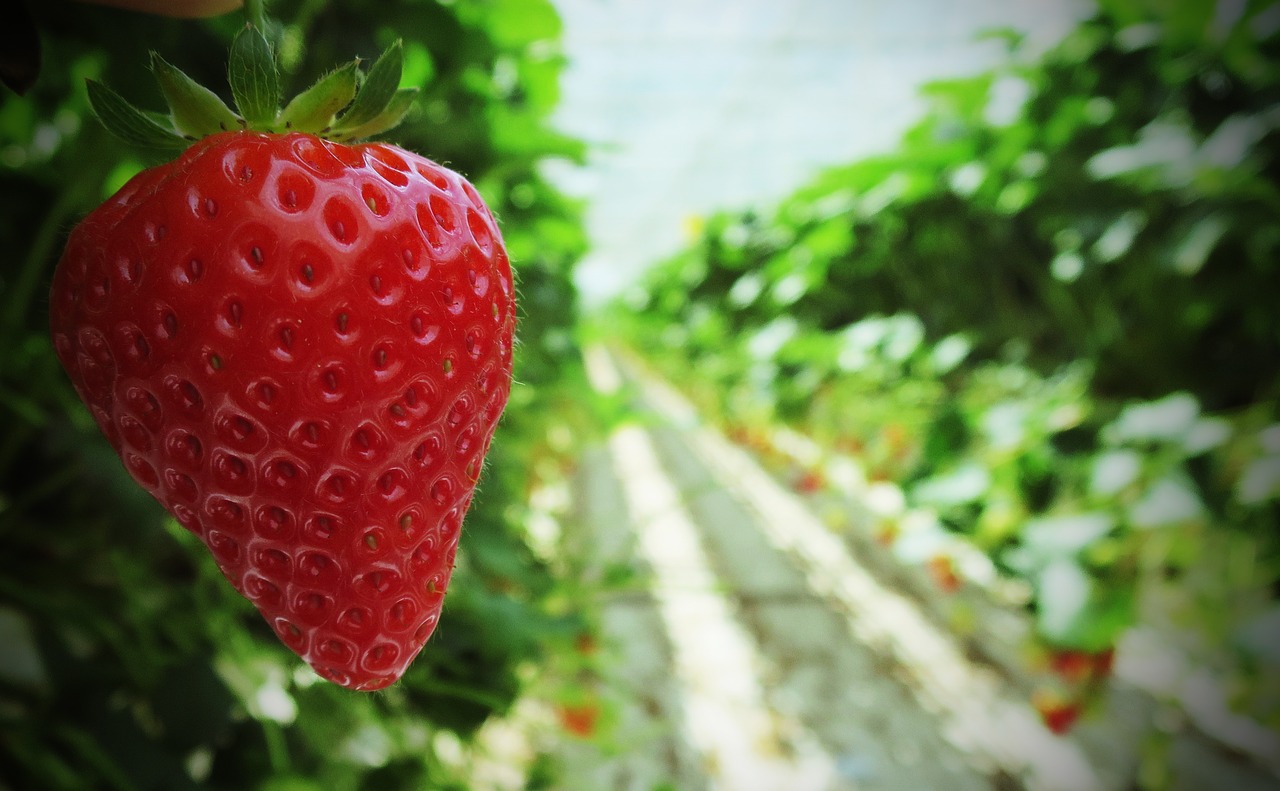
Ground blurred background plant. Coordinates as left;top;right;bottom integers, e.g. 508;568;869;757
1;1;595;788
6;0;1280;788
608;0;1280;742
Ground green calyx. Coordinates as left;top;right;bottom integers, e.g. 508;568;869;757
86;25;416;149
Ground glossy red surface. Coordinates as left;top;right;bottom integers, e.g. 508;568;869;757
50;131;516;690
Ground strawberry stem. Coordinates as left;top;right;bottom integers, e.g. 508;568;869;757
245;0;268;31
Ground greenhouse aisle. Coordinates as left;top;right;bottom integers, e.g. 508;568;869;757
561;346;1112;791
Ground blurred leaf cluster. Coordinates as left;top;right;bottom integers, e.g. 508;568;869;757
611;0;1280;729
1;1;589;789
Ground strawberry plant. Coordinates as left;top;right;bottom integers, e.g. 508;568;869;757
1;0;587;787
610;0;1280;771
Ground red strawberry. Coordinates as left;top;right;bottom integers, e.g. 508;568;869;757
792;468;826;494
557;702;600;738
1091;646;1115;678
48;29;515;690
1046;645;1115;684
1047;649;1095;684
1031;687;1083;735
925;553;961;594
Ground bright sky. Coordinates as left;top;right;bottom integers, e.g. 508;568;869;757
543;0;1091;305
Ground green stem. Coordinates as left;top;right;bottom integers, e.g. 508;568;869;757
263;720;291;773
409;677;511;710
245;0;267;30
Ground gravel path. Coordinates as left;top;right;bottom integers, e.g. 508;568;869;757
547;345;1280;791
561;346;1008;791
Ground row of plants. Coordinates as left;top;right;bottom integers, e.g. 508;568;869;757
608;0;1280;765
1;1;601;789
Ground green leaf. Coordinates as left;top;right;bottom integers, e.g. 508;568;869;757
332;40;404;132
329;88;417;141
228;24;280;126
485;0;561;47
277;60;359;132
85;80;187;149
143;109;175;128
1035;559;1091;644
151;53;242;137
1035;559;1133;651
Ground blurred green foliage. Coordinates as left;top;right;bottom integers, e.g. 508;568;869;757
1;1;588;789
612;0;1280;729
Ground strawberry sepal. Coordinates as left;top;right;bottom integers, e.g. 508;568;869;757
151;52;242;137
330;87;418;142
227;25;281;126
328;40;403;132
85;79;188;149
88;26;413;148
277;60;360;132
